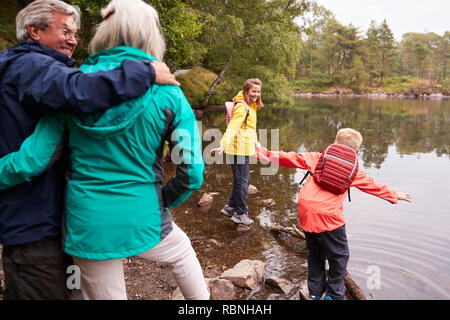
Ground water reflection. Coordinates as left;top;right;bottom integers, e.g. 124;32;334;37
204;97;450;168
171;97;450;300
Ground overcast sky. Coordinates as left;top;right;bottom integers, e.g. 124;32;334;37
311;0;450;41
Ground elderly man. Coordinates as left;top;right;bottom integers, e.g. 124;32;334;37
0;0;178;300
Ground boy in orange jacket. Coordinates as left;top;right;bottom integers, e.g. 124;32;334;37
255;128;412;300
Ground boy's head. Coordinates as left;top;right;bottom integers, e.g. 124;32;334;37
335;128;363;151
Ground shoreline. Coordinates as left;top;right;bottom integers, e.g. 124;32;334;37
193;91;449;116
194;91;450;115
291;91;450;99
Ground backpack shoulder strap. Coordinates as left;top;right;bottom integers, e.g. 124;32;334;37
320;145;333;171
234;100;250;129
234;100;250;113
299;170;312;187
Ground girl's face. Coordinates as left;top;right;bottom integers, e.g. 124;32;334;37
247;85;261;102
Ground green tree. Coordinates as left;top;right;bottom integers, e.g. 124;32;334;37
377;20;396;87
297;4;363;88
363;20;396;87
437;31;449;81
187;0;310;106
365;20;380;87
68;0;203;68
149;0;203;69
413;42;427;77
399;32;445;80
297;4;335;83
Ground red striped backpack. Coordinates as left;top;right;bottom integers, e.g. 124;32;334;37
299;143;359;199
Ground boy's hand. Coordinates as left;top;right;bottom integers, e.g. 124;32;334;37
397;192;412;203
151;61;180;86
211;146;225;155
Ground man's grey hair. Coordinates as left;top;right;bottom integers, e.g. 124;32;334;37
89;0;166;61
16;0;81;42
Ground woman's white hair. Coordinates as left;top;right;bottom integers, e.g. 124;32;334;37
16;0;80;42
89;0;166;60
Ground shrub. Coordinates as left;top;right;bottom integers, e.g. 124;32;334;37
176;67;218;108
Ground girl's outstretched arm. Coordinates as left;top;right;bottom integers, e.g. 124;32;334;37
255;145;320;170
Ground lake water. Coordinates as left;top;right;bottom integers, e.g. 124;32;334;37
170;97;450;300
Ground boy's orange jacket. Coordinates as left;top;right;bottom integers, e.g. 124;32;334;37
256;147;399;233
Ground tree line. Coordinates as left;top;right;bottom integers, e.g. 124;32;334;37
297;4;450;93
3;0;449;105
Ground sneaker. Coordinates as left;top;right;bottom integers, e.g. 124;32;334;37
308;294;322;300
220;205;235;217
231;213;254;226
323;295;332;300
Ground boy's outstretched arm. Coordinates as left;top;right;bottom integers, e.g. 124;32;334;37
352;170;412;204
397;192;413;202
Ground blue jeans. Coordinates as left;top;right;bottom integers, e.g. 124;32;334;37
227;155;250;215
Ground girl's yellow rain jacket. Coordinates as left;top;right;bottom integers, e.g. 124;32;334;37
220;91;258;156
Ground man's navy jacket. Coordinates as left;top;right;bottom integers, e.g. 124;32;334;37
0;42;156;246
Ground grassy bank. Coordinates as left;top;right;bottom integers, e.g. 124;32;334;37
290;77;450;96
176;67;218;108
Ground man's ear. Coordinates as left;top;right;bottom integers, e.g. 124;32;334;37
27;25;41;41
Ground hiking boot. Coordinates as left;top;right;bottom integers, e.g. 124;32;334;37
231;213;254;227
220;205;235;217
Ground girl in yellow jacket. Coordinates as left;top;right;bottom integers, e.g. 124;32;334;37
212;78;263;226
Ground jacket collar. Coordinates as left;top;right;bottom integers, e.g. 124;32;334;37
17;41;76;67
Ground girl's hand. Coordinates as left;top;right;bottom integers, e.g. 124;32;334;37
255;140;262;149
211;146;225;155
397;192;412;203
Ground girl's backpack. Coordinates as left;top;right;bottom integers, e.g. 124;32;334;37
225;100;250;129
299;143;358;200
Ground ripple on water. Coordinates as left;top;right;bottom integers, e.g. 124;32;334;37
346;225;450;299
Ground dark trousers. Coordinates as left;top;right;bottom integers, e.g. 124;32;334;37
304;225;350;300
227;155;250;215
1;237;73;300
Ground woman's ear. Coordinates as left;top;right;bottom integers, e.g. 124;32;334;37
27;25;41;41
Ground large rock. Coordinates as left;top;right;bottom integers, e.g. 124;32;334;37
206;278;236;300
247;184;258;195
197;193;213;208
171;278;236;300
258;198;276;207
265;276;294;295
299;280;311;300
170;287;185;300
207;239;223;248
220;259;265;289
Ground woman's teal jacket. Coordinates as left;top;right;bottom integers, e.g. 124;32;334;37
0;46;204;260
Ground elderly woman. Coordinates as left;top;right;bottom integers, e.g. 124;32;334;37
0;0;209;300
